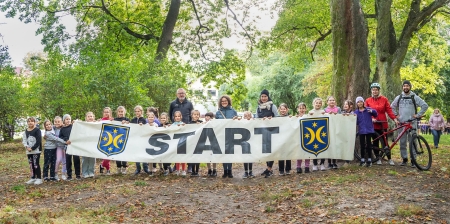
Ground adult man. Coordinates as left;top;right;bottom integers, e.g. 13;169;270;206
365;83;398;166
169;88;194;124
390;80;428;167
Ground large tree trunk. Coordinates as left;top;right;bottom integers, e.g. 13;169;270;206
330;0;370;103
155;0;181;61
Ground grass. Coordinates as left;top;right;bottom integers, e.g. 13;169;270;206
395;204;424;217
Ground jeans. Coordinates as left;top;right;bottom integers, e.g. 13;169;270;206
431;129;442;147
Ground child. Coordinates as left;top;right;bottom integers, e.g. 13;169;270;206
278;103;292;175
355;96;378;167
43;120;66;181
23;117;43;185
189;110;203;177
341;100;354;166
60;114;78;180
99;107;113;175
53;116;67;180
172;111;187;176
159;112;172;176
296;102;310;174
146;107;161;126
324;96;341;169
242;111;255;178
82;112;96;178
204;112;214;123
131;105;150;175
114;106;130;174
309;97;326;171
147;112;158;127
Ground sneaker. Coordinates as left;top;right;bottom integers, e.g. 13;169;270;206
261;169;270;176
163;170;169;176
304;167;310;173
89;173;94;178
333;164;338;169
312;165;318;171
296;168;302;174
44;177;49;182
207;169;212;176
122;167;127;174
49;177;57;181
248;171;255;178
400;158;408;166
144;170;150;175
76;176;82;180
228;171;233;178
106;170;111;175
327;164;333;169
411;163;416;168
320;164;326;171
359;161;365;166
26;179;36;184
191;172;199;177
34;179;43;185
243;172;249;179
148;172;154;177
61;174;67;180
286;170;291;175
181;171;186;176
212;169;217;177
99;165;104;174
55;174;59;181
264;171;272;178
279;171;285;176
174;170;179;176
389;160;395;166
134;170;141;175
67;176;73;181
376;160;382;165
366;161;372;167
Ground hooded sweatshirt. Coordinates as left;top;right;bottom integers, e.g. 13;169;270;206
390;91;428;123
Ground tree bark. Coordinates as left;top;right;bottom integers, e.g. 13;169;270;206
155;0;181;61
330;0;370;103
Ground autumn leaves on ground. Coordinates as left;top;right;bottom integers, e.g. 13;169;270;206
1;135;450;224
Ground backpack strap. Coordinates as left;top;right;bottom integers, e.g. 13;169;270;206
396;94;417;114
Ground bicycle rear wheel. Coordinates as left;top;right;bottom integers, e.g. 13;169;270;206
354;133;380;162
409;134;432;171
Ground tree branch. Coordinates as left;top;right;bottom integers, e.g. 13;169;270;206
223;0;254;60
310;29;332;61
189;0;214;62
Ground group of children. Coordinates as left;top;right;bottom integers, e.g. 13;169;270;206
22;95;377;185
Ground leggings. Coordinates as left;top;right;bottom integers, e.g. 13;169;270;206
101;159;110;171
359;133;373;160
207;163;217;170
190;163;200;173
55;147;66;174
116;161;128;168
28;154;41;179
175;163;186;171
244;163;253;171
313;159;325;165
297;159;310;168
43;148;56;179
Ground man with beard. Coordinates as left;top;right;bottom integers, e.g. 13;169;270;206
391;80;428;167
169;88;194;124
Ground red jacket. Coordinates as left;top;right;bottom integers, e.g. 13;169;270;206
365;96;396;130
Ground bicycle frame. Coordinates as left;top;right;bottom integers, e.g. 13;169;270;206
372;121;415;151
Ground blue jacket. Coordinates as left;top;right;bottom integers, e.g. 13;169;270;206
355;107;378;134
215;106;237;119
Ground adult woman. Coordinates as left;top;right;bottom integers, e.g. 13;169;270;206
365;83;398;166
215;95;238;178
429;108;445;148
255;89;279;178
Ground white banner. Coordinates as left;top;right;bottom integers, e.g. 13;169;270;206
67;114;356;163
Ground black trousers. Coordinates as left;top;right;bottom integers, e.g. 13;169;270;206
244;163;253;171
313;159;325;165
66;153;81;178
278;160;291;172
43;148;57;178
116;161;128;168
27;154;41;179
266;161;274;168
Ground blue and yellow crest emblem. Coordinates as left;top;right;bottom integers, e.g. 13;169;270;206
300;117;330;156
97;124;130;156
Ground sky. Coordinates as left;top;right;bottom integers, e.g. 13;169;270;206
0;1;277;67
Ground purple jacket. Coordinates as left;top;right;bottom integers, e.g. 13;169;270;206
355;107;378;134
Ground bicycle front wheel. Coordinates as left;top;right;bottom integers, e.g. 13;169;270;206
409;134;432;171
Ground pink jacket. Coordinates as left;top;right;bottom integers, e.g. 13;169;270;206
429;113;445;130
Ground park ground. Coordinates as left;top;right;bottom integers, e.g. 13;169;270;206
0;135;450;223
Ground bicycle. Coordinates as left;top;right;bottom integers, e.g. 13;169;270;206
354;118;432;171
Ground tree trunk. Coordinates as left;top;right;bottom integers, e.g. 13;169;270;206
155;0;181;61
330;0;370;103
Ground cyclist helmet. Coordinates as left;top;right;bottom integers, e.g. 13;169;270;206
370;83;381;89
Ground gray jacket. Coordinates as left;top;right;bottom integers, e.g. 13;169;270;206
44;130;66;149
53;126;65;147
390;91;428;122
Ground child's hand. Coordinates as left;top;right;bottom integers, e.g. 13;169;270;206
321;112;325;115
139;122;143;126
66;140;71;145
309;112;314;115
289;115;292;118
27;147;32;152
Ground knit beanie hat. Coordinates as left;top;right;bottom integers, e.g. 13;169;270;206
63;114;71;122
355;96;364;104
402;80;412;87
260;89;270;97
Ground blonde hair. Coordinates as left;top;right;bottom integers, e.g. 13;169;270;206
191;109;200;116
279;103;288;109
43;120;52;130
103;107;112;113
297;102;307;109
134;105;143;112
174;111;182;117
117;106;126;114
85;111;95;120
312;97;323;107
